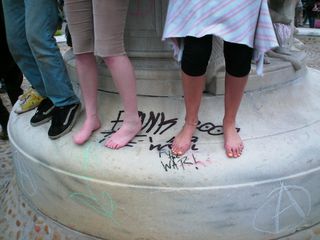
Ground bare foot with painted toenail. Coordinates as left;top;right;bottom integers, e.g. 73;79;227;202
223;120;244;158
171;120;197;156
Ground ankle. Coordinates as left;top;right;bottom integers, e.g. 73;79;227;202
123;114;141;124
185;117;198;127
85;113;99;119
223;117;236;126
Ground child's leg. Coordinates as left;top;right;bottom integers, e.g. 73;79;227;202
65;0;100;144
223;73;248;158
88;0;140;149
73;53;101;145
104;55;141;149
171;72;205;156
172;35;212;156
223;41;253;158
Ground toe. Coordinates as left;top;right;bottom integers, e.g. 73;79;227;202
238;146;243;157
171;147;179;156
234;148;241;158
239;143;244;151
225;145;233;158
231;148;238;158
105;139;113;148
73;135;84;145
113;143;120;150
172;145;183;156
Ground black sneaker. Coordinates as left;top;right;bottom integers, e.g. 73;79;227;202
48;103;80;140
30;98;54;127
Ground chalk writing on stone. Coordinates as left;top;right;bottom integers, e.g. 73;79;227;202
13;150;38;197
69;144;119;225
253;182;311;234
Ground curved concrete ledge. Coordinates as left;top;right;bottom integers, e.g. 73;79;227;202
64;48;308;97
7;68;320;240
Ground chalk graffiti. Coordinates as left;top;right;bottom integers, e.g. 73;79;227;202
253;182;311;234
69;190;117;223
69;144;118;225
158;149;213;172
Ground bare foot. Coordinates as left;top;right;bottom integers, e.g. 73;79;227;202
223;120;244;158
105;116;142;149
171;121;197;156
73;116;101;145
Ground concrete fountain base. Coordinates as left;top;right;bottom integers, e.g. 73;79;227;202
3;68;320;240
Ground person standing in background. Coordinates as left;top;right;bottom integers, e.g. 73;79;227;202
2;0;81;139
295;0;304;26
0;0;23;140
305;0;317;28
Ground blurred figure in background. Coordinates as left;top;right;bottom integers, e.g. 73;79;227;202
295;0;304;27
305;0;317;28
0;0;23;140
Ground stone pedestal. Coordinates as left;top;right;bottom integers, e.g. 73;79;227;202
7;68;320;240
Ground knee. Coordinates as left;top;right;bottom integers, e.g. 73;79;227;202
104;55;125;69
75;53;95;65
224;41;253;77
25;27;43;48
25;21;57;53
104;56;117;67
4;30;21;58
181;36;212;77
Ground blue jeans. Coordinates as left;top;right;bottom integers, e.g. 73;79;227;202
2;0;79;106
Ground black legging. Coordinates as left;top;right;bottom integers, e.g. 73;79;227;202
0;64;23;132
0;0;23;132
181;35;253;77
0;99;9;132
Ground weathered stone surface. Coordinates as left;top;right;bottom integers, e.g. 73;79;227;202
7;68;320;240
